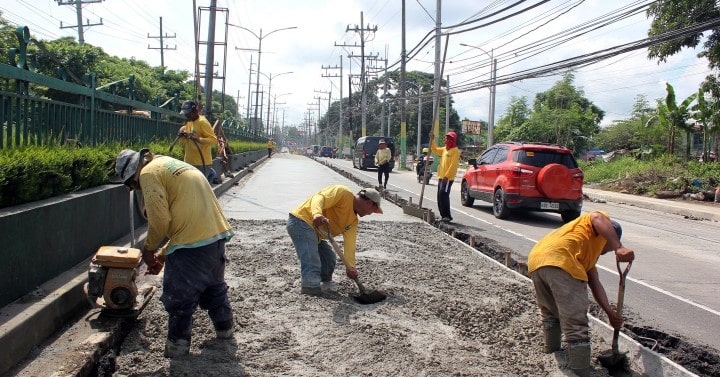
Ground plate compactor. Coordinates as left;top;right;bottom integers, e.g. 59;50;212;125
83;246;155;317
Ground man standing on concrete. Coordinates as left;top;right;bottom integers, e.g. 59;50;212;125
178;100;218;183
375;139;392;189
429;132;461;222
528;211;634;377
115;148;235;358
287;185;383;297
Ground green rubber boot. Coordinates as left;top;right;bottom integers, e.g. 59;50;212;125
543;320;562;353
568;341;591;377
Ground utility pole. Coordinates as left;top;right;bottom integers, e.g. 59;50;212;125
346;12;377;137
57;0;103;45
400;0;407;169
322;56;343;149
315;89;331;145
148;17;176;73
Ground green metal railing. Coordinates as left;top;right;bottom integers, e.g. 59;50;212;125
0;26;264;149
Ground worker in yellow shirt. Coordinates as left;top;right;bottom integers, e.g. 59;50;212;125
287;185;383;297
267;138;274;158
429;132;461;222
178;100;218;183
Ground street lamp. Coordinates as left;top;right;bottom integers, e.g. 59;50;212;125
460;43;497;148
256;71;292;135
228;23;297;135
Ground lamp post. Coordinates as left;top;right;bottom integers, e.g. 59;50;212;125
229;23;297;135
460;43;496;148
256;71;292;136
271;92;292;138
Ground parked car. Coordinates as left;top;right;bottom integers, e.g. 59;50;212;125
352;136;396;170
460;141;584;222
319;146;335;158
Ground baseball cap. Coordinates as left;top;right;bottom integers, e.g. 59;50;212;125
180;100;197;115
114;148;149;186
379;139;386;144
360;188;383;214
445;131;457;140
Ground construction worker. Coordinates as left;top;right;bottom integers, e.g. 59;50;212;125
528;211;634;376
286;185;383;297
178;100;218;183
429;132;461;222
267;138;274;158
114;148;235;358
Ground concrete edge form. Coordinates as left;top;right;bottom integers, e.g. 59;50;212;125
0;156;268;376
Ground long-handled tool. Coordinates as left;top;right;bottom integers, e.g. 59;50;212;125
598;259;633;374
324;225;386;305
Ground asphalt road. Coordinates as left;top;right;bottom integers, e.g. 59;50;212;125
320;155;720;356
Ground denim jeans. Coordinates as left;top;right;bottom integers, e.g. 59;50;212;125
286;214;337;288
160;239;232;341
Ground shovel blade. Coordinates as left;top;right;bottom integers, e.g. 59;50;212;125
598;349;630;376
352;290;387;305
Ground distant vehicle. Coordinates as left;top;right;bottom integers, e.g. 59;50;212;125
319;146;335;158
281;147;289;153
352;136;396;170
460;141;584;222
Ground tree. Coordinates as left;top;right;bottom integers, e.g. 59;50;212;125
510;73;604;153
657;82;697;159
647;0;720;70
494;96;529;142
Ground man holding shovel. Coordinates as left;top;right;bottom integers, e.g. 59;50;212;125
528;211;634;377
287;185;383;297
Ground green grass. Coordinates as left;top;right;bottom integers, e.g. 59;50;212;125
580;155;720;195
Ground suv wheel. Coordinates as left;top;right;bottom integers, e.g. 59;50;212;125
460;181;475;207
493;188;511;219
561;209;581;223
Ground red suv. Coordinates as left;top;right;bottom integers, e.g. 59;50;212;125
460;142;583;222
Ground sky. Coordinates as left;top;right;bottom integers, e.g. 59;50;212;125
0;0;712;132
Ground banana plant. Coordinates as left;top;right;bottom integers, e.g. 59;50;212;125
693;87;720;161
657;83;697;159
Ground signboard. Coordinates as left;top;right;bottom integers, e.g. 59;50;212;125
462;120;485;135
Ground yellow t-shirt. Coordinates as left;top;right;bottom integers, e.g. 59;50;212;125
289;185;360;266
179;115;217;166
267;140;274;149
375;147;392;166
140;156;233;255
430;140;461;181
528;211;610;281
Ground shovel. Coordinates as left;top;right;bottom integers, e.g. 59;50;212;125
324;225;387;305
598;259;633;373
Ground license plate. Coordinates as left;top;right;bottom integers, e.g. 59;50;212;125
541;202;559;210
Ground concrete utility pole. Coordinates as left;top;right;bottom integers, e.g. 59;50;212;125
432;0;442;141
57;0;103;45
321;56;343;149
346;12;377;137
400;0;407;169
196;2;229;122
148;17;177;73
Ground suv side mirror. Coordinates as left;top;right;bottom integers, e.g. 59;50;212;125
468;158;478;169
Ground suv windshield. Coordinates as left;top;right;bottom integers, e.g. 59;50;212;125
514;150;578;169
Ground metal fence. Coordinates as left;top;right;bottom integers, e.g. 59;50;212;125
0;26;260;149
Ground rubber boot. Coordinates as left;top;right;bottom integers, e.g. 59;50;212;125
164;338;190;358
568;341;591;377
543;320;562;353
